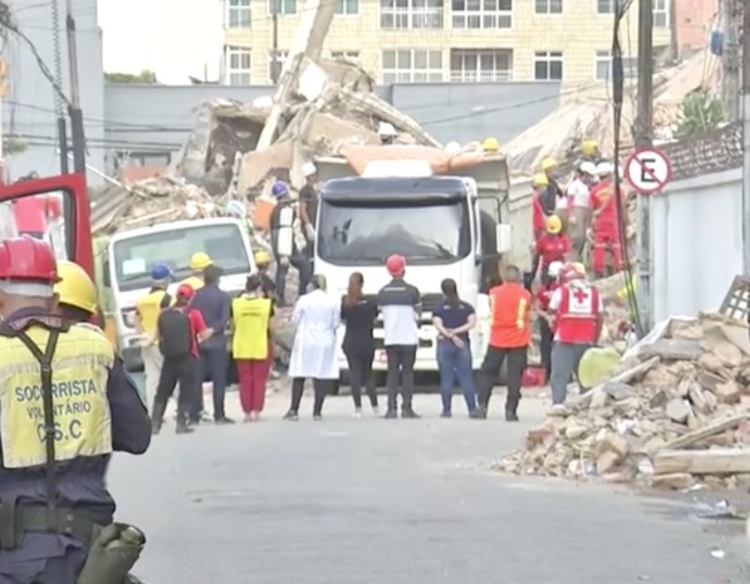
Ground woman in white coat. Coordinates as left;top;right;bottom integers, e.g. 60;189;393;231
284;274;341;420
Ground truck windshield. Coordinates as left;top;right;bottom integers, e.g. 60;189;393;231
317;198;471;266
112;223;251;292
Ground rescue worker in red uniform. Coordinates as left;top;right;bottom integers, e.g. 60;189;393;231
534;215;570;285
590;162;625;277
535;261;563;384
531;173;550;240
547;262;604;406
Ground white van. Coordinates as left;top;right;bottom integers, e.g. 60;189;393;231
106;217;256;371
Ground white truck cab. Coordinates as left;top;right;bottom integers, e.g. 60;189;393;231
105;217;256;371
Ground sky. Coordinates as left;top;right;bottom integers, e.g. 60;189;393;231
97;0;223;84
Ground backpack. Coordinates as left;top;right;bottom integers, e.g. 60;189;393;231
157;307;192;358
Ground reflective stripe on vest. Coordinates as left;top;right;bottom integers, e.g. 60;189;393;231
0;324;114;469
556;284;599;344
231;296;272;360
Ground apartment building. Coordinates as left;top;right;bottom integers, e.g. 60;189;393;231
222;0;672;87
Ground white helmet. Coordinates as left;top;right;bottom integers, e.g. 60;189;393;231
301;161;317;177
225;199;246;219
378;121;397;137
445;141;462;155
579;161;597;176
595;161;614;177
548;261;564;278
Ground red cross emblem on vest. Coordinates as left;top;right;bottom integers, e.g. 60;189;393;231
572;287;588;303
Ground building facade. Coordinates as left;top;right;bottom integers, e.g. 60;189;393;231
221;0;672;87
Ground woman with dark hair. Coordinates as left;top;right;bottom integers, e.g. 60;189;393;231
341;272;379;417
432;278;479;418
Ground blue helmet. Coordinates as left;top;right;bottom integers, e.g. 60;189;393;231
271;181;289;198
150;262;171;281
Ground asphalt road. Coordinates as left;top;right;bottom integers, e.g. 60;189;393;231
111;375;749;584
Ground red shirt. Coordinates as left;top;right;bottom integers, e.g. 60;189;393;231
532;193;545;234
535;281;559;311
590;180;625;226
535;234;570;266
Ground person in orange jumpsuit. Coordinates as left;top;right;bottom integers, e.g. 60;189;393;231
590;162;626;277
531;173;550;240
535;261;563;384
534;215;570;285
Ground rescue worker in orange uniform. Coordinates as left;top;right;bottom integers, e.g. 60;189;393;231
590;162;626;277
476;264;532;421
547;263;604;406
535;261;563;384
531;173;550;240
534;214;570;285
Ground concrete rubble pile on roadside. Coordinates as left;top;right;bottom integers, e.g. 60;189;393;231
497;312;750;491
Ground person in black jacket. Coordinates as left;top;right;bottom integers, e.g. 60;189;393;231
341;272;379;417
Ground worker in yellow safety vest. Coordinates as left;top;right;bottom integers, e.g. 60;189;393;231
0;236;151;584
180;252;212;291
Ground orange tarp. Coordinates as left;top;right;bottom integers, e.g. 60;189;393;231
339;145;491;176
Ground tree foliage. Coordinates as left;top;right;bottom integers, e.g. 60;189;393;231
3;138;27;155
675;89;725;139
104;70;158;84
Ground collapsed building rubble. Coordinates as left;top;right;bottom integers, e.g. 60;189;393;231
496;312;750;490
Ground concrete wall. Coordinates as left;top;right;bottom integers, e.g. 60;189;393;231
104;81;561;162
4;0;105;183
650;168;742;323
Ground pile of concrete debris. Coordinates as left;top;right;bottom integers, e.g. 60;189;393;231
497;312;750;490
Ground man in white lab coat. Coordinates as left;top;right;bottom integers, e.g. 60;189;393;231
284;275;341;420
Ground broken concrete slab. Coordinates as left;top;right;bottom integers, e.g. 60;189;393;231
638;338;703;361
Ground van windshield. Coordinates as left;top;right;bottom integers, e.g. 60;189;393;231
112;223;251;292
317;198;471;266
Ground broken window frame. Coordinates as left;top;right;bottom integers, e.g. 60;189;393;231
449;48;513;82
533;50;563;81
451;0;512;29
379;0;444;29
381;48;444;84
225;46;252;85
334;0;360;15
226;0;251;28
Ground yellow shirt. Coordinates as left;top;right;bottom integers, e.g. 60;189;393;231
179;276;204;292
135;289;170;336
232;295;272;360
0;323;114;469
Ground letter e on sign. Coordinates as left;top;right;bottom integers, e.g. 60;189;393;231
624;147;672;195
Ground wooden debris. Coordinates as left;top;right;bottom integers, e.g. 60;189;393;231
653;449;750;476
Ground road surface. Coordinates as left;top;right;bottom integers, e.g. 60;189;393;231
112;377;748;584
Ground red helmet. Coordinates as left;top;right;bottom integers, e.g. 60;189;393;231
385;254;406;276
0;236;60;283
176;283;195;300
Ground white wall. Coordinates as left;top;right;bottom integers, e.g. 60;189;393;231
650;168;743;322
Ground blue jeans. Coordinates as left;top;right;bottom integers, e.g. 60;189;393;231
436;340;477;414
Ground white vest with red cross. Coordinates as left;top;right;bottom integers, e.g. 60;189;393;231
556;282;600;344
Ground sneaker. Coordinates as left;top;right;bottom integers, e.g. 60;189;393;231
473;407;488;420
468;409;483;419
313;414;322;421
371;405;380;417
505;411;519;422
401;408;420;419
244;413;254;423
283;410;299;421
175;424;194;434
215;417;235;425
383;409;398;419
352;408;363;418
440;411;452;418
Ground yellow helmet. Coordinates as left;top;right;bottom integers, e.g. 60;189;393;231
572;262;587;275
541;157;558;171
546;215;563;234
532;173;549;187
482;137;500;152
254;250;271;265
54;260;97;314
189;252;212;271
581;140;598;156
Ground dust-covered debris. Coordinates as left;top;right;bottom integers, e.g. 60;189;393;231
495;312;750;490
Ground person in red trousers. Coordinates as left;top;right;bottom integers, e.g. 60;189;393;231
590;162;626;277
232;274;275;422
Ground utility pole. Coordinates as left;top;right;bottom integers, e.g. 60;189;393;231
721;0;741;121
742;1;750;274
271;0;280;84
65;0;85;174
51;0;68;174
635;0;654;331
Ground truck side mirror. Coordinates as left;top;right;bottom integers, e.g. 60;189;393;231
102;259;111;288
496;224;511;254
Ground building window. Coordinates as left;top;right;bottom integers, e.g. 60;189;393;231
268;50;290;82
268;0;297;15
596;0;624;13
381;0;444;29
225;46;251;85
452;0;512;29
450;49;513;81
382;49;443;83
653;0;668;27
226;0;251;28
534;0;561;14
533;51;563;81
330;50;360;64
594;50;638;80
335;0;359;14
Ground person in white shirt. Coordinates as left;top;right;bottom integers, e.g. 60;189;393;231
566;161;597;261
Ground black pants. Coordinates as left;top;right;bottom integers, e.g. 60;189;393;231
274;252;311;303
155;354;199;418
385;344;416;412
344;345;378;409
289;378;331;416
478;346;527;415
539;317;553;384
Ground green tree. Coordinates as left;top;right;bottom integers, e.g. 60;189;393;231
3;138;27;155
675;89;725;139
104;70;158;84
